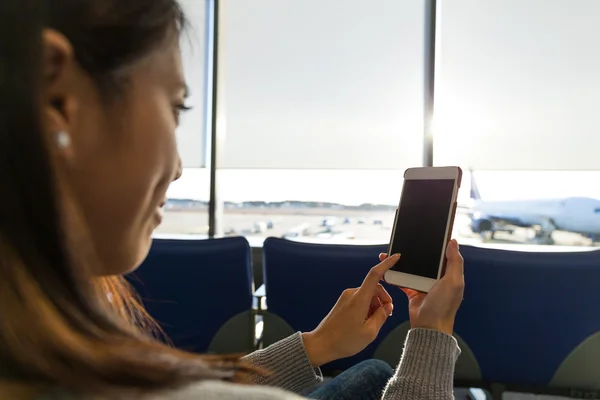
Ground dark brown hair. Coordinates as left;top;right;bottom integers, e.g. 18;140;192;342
0;0;255;395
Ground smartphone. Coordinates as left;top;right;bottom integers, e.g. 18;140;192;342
384;166;462;293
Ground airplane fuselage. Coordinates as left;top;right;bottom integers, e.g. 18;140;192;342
471;197;600;236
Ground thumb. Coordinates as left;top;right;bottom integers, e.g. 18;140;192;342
365;304;391;335
444;239;464;280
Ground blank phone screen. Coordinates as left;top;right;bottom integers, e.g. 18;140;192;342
389;179;455;279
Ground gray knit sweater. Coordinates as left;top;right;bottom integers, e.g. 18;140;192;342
42;328;459;399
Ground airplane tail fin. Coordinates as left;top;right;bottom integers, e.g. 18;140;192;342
469;168;482;200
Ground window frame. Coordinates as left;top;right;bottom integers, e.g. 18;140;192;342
203;0;437;237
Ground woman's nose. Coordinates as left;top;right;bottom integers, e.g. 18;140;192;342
173;158;182;182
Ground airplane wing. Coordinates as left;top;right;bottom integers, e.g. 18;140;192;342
486;215;531;228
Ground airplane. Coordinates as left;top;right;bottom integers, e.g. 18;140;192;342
464;172;600;245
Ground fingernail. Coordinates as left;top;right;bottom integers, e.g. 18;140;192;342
384;303;394;316
452;240;459;249
392;253;400;259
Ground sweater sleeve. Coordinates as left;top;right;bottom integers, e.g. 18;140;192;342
382;328;461;400
145;380;308;400
241;332;323;394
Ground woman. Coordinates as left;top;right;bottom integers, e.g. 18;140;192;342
0;0;465;399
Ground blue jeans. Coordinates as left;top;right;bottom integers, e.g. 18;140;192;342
307;359;394;400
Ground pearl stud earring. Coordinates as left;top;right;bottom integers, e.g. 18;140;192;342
56;131;71;149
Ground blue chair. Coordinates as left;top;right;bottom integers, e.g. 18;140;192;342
127;237;255;354
455;245;600;392
261;237;409;373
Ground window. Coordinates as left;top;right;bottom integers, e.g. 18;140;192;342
218;169;404;243
434;0;600;170
221;0;424;170
157;0;211;237
434;0;600;248
160;0;600;250
218;0;425;244
157;169;211;237
177;0;210;169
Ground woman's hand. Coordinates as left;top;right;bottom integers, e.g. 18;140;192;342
378;239;464;335
302;254;400;367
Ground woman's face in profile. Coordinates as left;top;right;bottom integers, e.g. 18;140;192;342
42;32;185;276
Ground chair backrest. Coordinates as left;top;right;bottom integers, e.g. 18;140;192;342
262;237;409;372
127;237;254;354
456;245;600;390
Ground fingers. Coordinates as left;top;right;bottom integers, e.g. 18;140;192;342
340;288;359;299
357;254;400;299
370;296;382;308
401;287;420;300
375;283;393;305
367;296;382;319
383;302;394;316
378;253;388;262
365;304;391;338
443;239;464;281
366;286;392;319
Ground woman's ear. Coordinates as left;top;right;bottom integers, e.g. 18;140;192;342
40;29;76;143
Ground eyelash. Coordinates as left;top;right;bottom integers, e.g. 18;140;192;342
175;104;193;116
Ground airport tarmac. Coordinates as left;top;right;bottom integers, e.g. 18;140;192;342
155;208;598;250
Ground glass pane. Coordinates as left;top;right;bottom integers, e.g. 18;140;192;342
157;168;210;238
434;0;600;250
177;0;209;168
220;170;403;244
453;170;600;249
221;0;424;169
158;1;211;237
434;0;600;170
